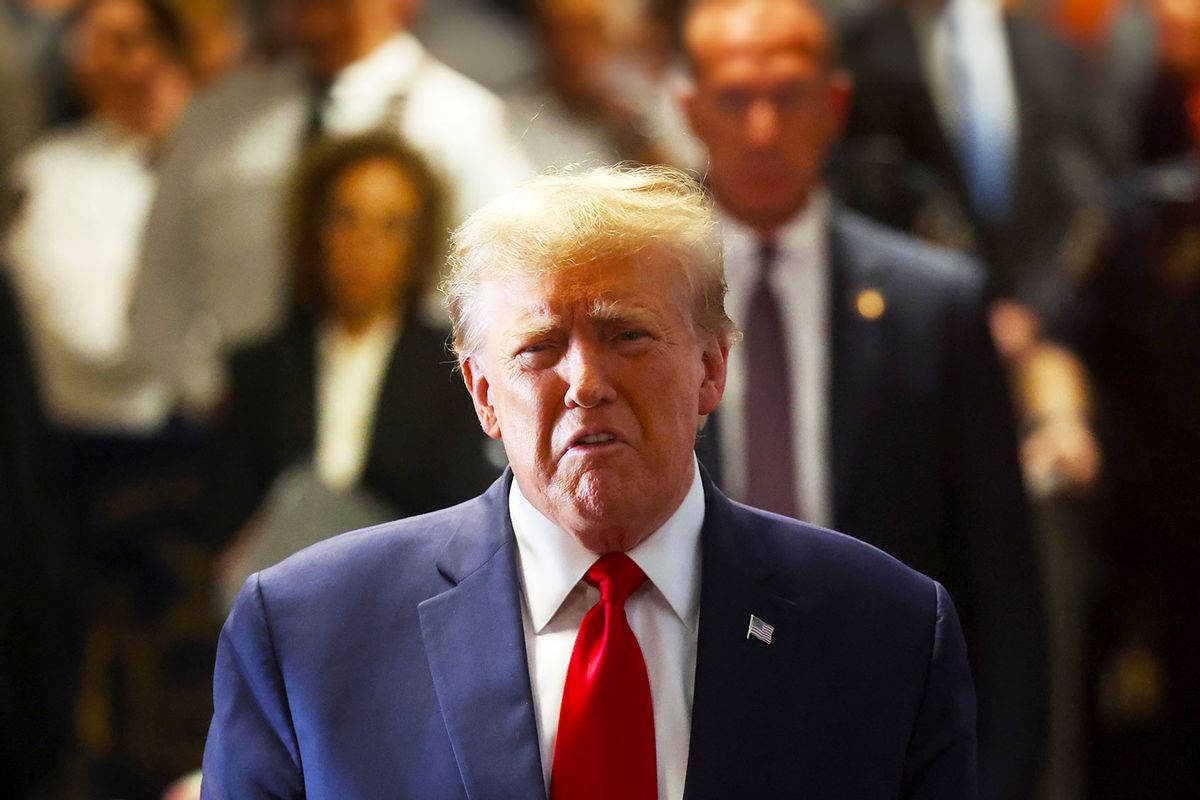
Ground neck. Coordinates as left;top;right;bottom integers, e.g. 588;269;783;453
109;66;191;142
335;309;398;340
713;188;812;239
530;464;695;555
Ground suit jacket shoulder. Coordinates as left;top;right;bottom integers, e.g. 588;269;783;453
686;479;979;798
833;208;986;294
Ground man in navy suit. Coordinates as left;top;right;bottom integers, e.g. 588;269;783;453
202;165;978;798
680;1;1046;798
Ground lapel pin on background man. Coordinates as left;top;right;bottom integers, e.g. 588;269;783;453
681;1;1048;797
202;165;978;799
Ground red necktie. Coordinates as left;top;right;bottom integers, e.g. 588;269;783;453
550;553;656;800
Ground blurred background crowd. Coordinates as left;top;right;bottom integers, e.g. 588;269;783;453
0;0;1195;798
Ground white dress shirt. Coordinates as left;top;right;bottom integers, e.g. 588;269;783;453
510;460;703;800
717;191;833;527
314;316;400;491
318;33;531;223
910;0;1019;161
3;121;173;433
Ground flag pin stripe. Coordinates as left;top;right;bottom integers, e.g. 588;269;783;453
746;614;774;645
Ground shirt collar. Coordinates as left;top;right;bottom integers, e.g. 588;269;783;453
510;459;705;633
332;31;423;95
318;314;402;360
719;188;830;282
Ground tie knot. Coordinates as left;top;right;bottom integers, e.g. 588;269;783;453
584;553;647;606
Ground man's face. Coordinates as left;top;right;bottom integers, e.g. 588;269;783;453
683;1;850;232
280;0;405;77
461;252;728;553
72;0;172;120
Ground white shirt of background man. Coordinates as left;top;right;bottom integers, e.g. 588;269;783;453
717;190;833;528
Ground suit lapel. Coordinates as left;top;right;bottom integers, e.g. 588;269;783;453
363;317;433;476
828;214;891;523
683;476;820;798
1002;14;1041;220
418;472;546;800
882;4;964;191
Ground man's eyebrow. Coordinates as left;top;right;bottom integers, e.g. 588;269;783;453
507;314;563;343
587;298;659;326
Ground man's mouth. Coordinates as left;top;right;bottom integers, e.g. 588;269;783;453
573;432;616;447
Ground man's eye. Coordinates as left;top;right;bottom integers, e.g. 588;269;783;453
615;330;650;343
516;341;564;364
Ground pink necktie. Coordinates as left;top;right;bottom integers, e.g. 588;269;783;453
550;553;656;800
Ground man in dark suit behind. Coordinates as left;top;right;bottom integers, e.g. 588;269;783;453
679;1;1047;798
202;164;978;797
837;0;1108;323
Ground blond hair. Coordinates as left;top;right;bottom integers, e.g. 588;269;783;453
443;164;736;359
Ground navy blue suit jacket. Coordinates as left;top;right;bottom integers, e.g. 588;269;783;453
696;210;1046;799
203;469;978;798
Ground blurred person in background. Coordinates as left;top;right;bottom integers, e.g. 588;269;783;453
1;0;87;128
3;0;190;455
838;4;1106;794
129;0;532;419
1074;73;1200;799
505;0;703;170
1130;0;1200;165
210;132;498;605
1;1;220;796
166;0;248;86
0;7;39;196
1056;0;1200;174
838;0;1109;341
680;2;1047;798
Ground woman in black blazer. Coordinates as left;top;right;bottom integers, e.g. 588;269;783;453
211;132;498;551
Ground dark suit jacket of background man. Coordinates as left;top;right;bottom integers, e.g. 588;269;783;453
837;4;1108;320
210;314;498;548
696;209;1047;800
202;468;977;798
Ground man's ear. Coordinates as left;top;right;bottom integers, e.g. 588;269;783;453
828;69;854;138
460;356;502;440
697;334;730;417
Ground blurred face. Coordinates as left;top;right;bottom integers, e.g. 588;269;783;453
72;0;174;123
320;158;420;327
1154;0;1200;79
280;0;405;77
461;252;728;553
537;0;618;106
178;4;247;86
683;0;850;233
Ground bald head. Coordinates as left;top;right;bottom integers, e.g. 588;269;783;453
684;0;836;78
681;0;850;233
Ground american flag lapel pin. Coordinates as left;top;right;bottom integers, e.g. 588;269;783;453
746;614;775;645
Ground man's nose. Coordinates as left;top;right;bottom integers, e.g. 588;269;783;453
563;341;616;409
746;98;781;148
